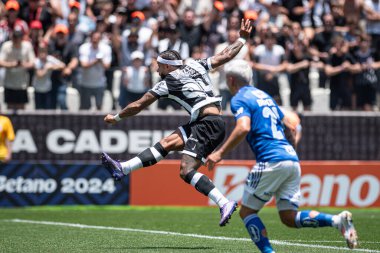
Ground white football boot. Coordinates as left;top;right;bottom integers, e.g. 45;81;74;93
337;211;358;249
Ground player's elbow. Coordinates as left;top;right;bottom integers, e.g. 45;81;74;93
238;125;251;135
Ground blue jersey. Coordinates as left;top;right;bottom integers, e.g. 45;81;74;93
230;86;299;162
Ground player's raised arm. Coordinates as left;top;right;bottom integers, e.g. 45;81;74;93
209;19;252;69
104;92;157;124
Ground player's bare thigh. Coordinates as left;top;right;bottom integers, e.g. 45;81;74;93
159;129;185;152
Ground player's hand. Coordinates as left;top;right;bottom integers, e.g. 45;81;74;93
239;19;253;40
104;114;118;124
206;152;222;171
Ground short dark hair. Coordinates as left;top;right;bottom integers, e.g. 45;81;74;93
159;50;182;61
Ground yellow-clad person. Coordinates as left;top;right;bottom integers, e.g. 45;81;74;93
0;115;15;163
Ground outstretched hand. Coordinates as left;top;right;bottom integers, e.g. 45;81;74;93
104;114;118;124
239;19;253;40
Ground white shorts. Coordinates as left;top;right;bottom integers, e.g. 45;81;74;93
241;161;301;211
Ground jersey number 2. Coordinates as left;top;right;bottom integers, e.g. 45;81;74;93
262;107;284;140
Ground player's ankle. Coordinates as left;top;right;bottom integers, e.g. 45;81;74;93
332;215;341;229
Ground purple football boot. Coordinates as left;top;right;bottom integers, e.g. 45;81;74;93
219;201;238;226
101;152;124;181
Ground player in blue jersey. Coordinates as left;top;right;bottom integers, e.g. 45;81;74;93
206;59;358;252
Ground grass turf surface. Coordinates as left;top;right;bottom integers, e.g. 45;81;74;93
0;206;379;253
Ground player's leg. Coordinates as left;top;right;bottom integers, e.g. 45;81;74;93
241;162;280;252
120;129;184;173
179;153;236;226
279;209;358;249
180;115;237;226
101;129;184;180
240;206;274;253
276;161;358;249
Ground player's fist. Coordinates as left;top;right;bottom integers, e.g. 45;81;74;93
104;114;118;124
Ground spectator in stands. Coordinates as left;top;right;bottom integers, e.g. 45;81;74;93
29;20;44;55
78;31;112;110
48;24;79;109
252;31;287;105
19;0;53;32
0;27;35;110
344;0;365;25
170;7;206;55
280;21;309;53
330;1;347;29
67;12;86;46
0;0;29;45
287;39;312;111
302;0;331;39
281;0;304;24
259;0;289;34
69;0;96;35
95;16;120;111
158;24;189;59
33;43;65;109
310;14;340;88
119;51;150;108
0;114;15;163
121;29;145;67
325;34;361;110
364;0;380;59
354;35;380;110
149;0;166;23
175;0;212;25
344;21;361;54
202;1;228;53
124;11;152;47
214;28;249;110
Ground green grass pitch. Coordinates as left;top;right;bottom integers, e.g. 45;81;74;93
0;206;379;252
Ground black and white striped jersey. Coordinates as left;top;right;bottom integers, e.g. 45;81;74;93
149;58;222;123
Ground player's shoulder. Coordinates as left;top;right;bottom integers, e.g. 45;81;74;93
232;86;255;105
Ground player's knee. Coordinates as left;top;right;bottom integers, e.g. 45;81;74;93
239;206;258;220
280;214;297;228
180;168;195;182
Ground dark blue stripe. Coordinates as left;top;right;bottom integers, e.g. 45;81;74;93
253;194;267;202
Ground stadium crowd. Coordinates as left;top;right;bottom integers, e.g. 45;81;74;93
0;0;379;112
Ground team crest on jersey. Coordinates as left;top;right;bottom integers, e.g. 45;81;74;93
235;107;244;117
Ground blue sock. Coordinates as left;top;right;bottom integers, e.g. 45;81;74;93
295;210;333;228
243;214;274;253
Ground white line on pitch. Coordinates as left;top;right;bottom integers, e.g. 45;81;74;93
5;219;380;253
284;240;380;244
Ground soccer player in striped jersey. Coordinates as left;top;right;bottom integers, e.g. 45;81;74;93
102;19;253;226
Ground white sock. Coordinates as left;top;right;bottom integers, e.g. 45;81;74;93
208;188;229;208
120;157;143;175
332;215;341;229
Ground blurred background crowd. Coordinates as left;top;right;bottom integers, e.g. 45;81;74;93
0;0;379;113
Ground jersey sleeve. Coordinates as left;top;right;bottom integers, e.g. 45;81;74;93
149;80;168;98
230;96;252;121
195;58;213;71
